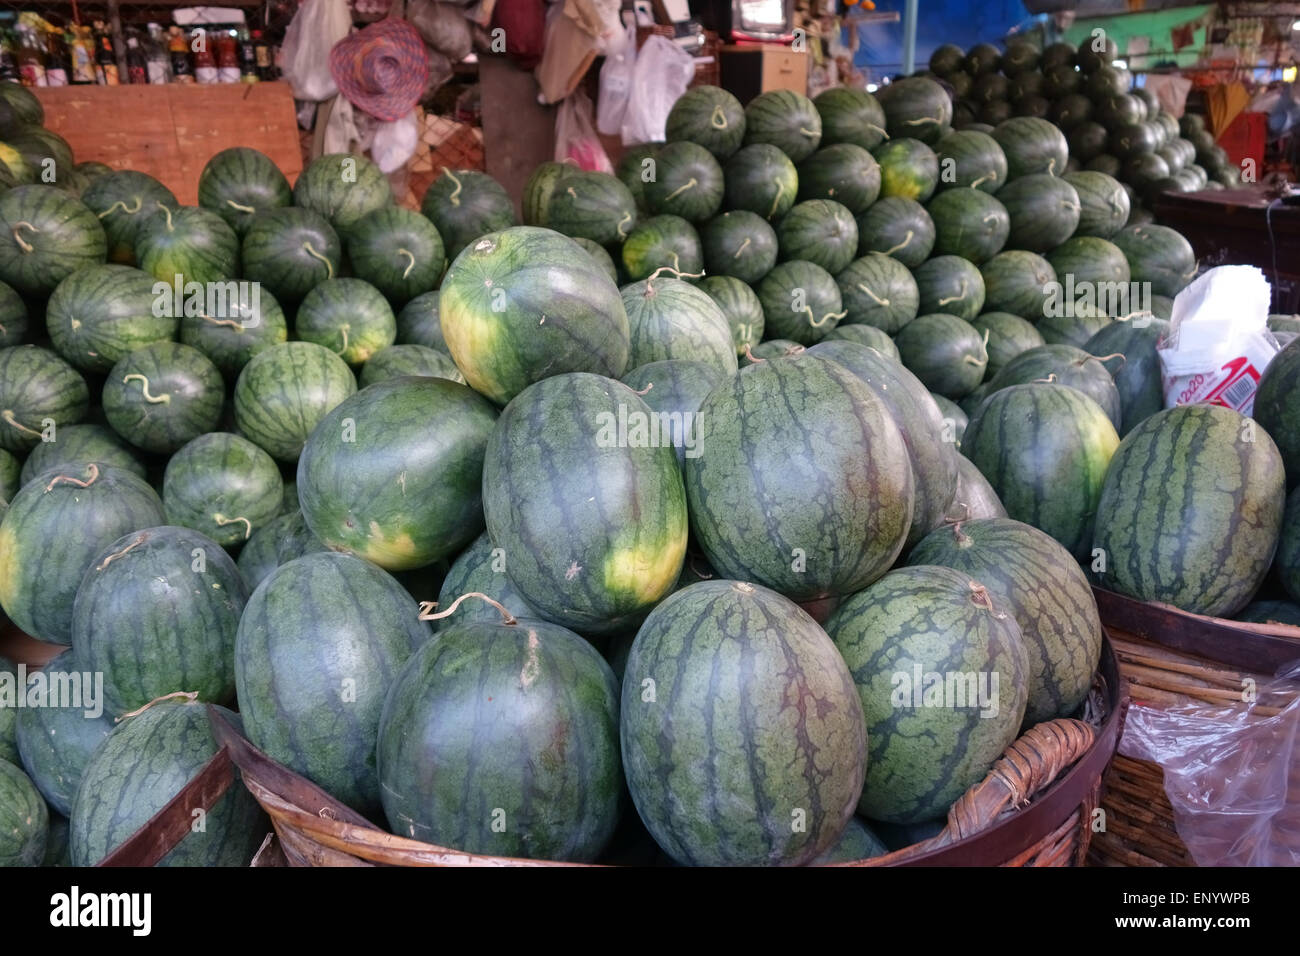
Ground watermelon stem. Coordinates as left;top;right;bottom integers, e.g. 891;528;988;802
628;382;653;397
418;592;517;626
645;264;706;294
617;211;632;239
96;197;142;220
806;308;847;328
936;280;968;308
902;114;941;129
1083;351;1127;371
397;249;416;279
1;408;41;438
442;168;463;207
226;199;257;215
663;178;698;202
1033;372;1059;384
710;105;729;130
11;221;38;253
768;182;786;219
732;238;751;260
44;462;99;492
855;282;889;306
213;513;252;541
96;532;149;571
122;373;171;405
743;343;764;364
879;231;914;258
866;124;890;140
970;172;996;189
338;325;351;355
154;201;175;232
201;314;246;330
302;242;335;279
116;690;199;722
967;581;997;613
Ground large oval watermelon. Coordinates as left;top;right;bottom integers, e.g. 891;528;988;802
620;359;726;468
544;170;638;245
877;76;953;145
421;167;516;259
0;345;89;453
998;173;1081;253
992;116;1069;178
345;205;446;305
179;285;288;378
699;210;776;283
0;185;107;295
855;197;935;268
295;278;397;366
913;256;986;321
776;199;858;274
102;341;224;454
696;275;765;355
359;344;464;387
233;341;357;462
980;249;1056;320
797;144;881;213
895;312;988;399
293;152;392;234
18;423;143;486
621;214;703;282
198;146;293;237
814;86;888;150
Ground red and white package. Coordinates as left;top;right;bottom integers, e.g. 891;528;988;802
1157;265;1279;416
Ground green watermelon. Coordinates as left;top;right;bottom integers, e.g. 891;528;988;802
643;141;724;223
614;145;660;214
965;43;1002;75
298;376;497;570
544;170;638;245
914;255;986;321
482;373;687;634
812;817;889;864
345;206;446;305
395;290;447;351
0;185;107;295
18;423;143;486
622;276;737;376
0;447;16;501
135;203;239;285
1002;40;1040;75
45;263;175;374
743;339;805;364
1037;303;1113;349
835;253;919;333
0;462;165;643
378;615;621;860
743;90;822;162
0;84;42;126
1236;600;1300;627
620;214;703;282
102;342;224;454
197;146;292;237
1052;94;1094;132
1256;336;1300;485
797;144;881;214
895;312;988;399
826;565;1027;823
1110;224;1197;298
685;352;913;599
926;188;1010;264
929;44;966;75
621;580;866;865
952;453;1005;517
872;139;940;202
359;344;465;387
723;144;798;220
294;278;396;366
972;311;1045;377
235;510;327;590
824;322;900;360
964;383;1119;558
434;530;541;628
1085;152;1123;177
814;86;888;151
935;129;1008;193
179;284;288;378
240;207;342;302
70;700;265;866
877;76;953;145
0;657;14;764
985;343;1123;428
233;341;357;462
998;174;1081;253
523;160;577;225
620;359;725;468
163;432;283;548
72;526;247;714
1276;487;1300;603
0;279;26;347
665;85;746;159
699;210;776;283
293;152;391;234
776;199;858;274
1062;171;1129;239
1040;41;1077;71
756;260;845;345
0;758;46;866
2;126;73;182
855;197;935;268
0;345;88;454
421;168;516;260
696;275;765;356
1094;404;1286;616
574;237;619;283
1046;236;1131;295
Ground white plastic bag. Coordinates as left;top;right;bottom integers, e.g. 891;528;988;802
593;0;628;56
620;34;696;146
371;110;421;174
281;0;353;102
597;16;636;136
556;89;613;173
1157;264;1278;415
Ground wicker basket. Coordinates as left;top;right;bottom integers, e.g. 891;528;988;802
97;637;1125;867
1088;588;1300;868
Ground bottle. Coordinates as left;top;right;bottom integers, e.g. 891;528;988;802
193;29;217;84
145;23;170;84
125;33;147;84
237;28;258;83
94;25;119;85
70;26;96;84
0;32;20;84
252;29;272;81
215;29;239;83
44;28;70;86
15;26;47;87
168;26;194;83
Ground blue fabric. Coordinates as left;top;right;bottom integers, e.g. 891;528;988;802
849;0;1035;75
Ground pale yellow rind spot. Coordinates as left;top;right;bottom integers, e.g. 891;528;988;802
355;521;422;571
603;527;688;606
0;522;20;613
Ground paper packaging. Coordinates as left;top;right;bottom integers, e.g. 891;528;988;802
1157;265;1278;416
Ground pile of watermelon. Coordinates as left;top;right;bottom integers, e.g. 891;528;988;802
0;50;1297;869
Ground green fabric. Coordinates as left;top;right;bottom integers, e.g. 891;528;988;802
1064;6;1214;70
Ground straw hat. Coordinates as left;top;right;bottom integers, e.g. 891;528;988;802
330;18;430;122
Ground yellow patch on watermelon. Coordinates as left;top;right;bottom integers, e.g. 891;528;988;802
0;521;22;617
358;520;422;571
440;285;513;406
603;525;688;607
0;143;27;183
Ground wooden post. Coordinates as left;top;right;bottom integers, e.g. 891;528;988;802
107;0;128;81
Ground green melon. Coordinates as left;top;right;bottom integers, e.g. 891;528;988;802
0;758;47;866
743;90;823;162
45;263;175;375
1255;336;1300;485
240;207;342;303
814;86;888;150
293;152;391;235
620;215;703;282
77;170;175;264
294;278;397;366
0;345;89;454
756;260;845;345
926;188;1010;264
836;253;920;333
135;204;239;286
345;206;446;305
234;510;327;591
877;76;954;145
573;237;619;283
644;141;725;223
0;279;27;347
665;85;746;160
395;290;447;351
233;341;358;462
797;144;882;214
855;197;935;268
824;322;900;360
359;344;465;388
421;168;515;260
434;530;541;628
776;199;858;275
163;432;283;548
998;174;1081;253
620;359;726;469
913;255;986;321
523;160;577;225
895;312;988;399
0;185;107;295
696;275;764;356
18;423;143;487
980;250;1056;321
1110;224;1197;298
985;343;1123;429
197;146;293;237
699;210;776;284
544;170;638;245
1063;171;1130;238
179;284;288;378
952;453;1006;517
934;129;1008;193
972;311;1046;378
872;139;940;202
622;276;737;376
723;144;798;220
102;341;224;454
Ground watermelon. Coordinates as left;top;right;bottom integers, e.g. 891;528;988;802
1111;224;1197;298
1256;336;1300;484
574;237;619;283
0;345;89;453
972;224;1037;310
964;42;1002;75
696;275;765;356
979;100;1014;126
825;322;900;360
998;174;1081;253
134;204;239;286
724;144;799;222
102;342;224;454
345;206;445;305
70;700;265;866
235;510;327;590
298;376;497;570
179;284;288;378
992;117;1069;179
835;253;919;333
395;290;447;352
1277;487;1300;603
744;339;805;364
975;74;1011;106
643;141;724;223
797;144;881;214
359;344;465;387
776;199;858;274
18;423;143;486
685;353;913;599
72;526;247;714
621;580;866;865
814;87;888;152
743;89;822;162
1237;600;1300;627
0;185;107;295
878;76;953;145
545;170;638;245
235;552;427;813
872;139;940;202
0;758;46;866
855;197;935;268
0;657;14;763
935;129;1008;193
293;152;391;234
621;215;703;282
952;454;1006;517
421;168;515;259
665;85;746;160
233;341;357;462
434;530;541;628
294;278;396;366
699;210;776;283
826;565;1027;823
895;312;988;399
2;126;73;181
441;227;629;405
1040;41;1076;71
1094;404;1286;616
45;263;175;374
0;447;16;501
620;359;725;468
929;44;966;75
163;433;282;548
378;615;622;860
1049;94;1093;131
1038;303;1113;349
964;383;1119;558
197;147;292;236
913;255;986;321
0;462;165;643
756;260;845;345
806;340;959;548
985;343;1123;429
1046;236;1131;293
240;207;341;303
1086;66;1131;100
0;279;26;347
622;276;738;376
483;373;687;634
926;188;1010;264
0;84;42;126
812;817;889;864
523;160;577;225
1078;34;1118;73
1063;171;1130;238
972;311;1046;377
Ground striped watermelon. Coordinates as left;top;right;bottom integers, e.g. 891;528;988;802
46;263;175;374
1255;336;1300;484
1037;304;1113;349
0;279;25;347
1046;236;1131;291
914;256;986;321
235;510;327;591
1094;404;1286;616
644;141;724;223
836;253;919;334
926;188;1010;264
665;85;746;160
797;144;881;214
756;260;845;345
872;139;940;202
421;168;516;259
79;170;175;264
776;199;858;275
999;174;1081;253
293;152;392;234
573;237;618;283
877;76;953;145
395;290;446;351
135;204;240;285
0;758;46;866
813;86;888;150
18;423;143;486
240;207;342;303
699;210;776;283
620;214;703;282
102;342;224;454
621;580;866;865
1063;171;1130;238
615;144;659;213
621;276;738;376
0;185;107;295
482;373;688;634
972;311;1045;378
1110;224;1197;298
985;343;1123;429
0;345;88;454
855;197;935;268
544;170;638;245
696;275;765;355
1082;317;1170;436
743;90;823;162
952;453;1006;517
723;144;798;220
179;285;288;378
935;129;1009;193
359;344;465;387
523;160;575;225
345;206;446;305
295;278;396;366
233;341;357;462
621;359;726;468
895;312;988;399
824;322;900;360
163;432;283;548
197;146;293;237
980;250;1056;321
992;117;1069;178
964;383;1119;559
